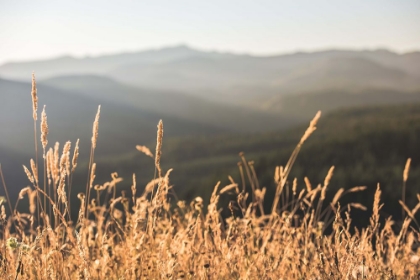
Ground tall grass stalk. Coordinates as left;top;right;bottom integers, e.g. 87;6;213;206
85;105;100;220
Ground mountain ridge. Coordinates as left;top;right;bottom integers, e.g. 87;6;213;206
40;75;298;132
1;46;418;82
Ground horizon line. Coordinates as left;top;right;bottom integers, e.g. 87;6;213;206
1;44;419;65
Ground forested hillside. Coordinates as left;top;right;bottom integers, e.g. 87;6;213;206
81;103;420;227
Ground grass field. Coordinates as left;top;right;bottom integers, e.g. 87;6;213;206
1;74;419;279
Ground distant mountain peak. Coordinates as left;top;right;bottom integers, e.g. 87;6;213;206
165;44;192;50
151;44;198;54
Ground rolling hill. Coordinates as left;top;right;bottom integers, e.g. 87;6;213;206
0;75;296;201
0;77;225;181
1;46;419;108
40;73;420;125
108;50;420;103
257;89;420;120
40;75;297;133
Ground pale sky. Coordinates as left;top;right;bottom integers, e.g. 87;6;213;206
0;0;419;64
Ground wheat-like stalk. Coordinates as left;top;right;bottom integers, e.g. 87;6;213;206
85;105;101;220
71;139;80;173
92;106;101;150
40;105;48;151
402;158;411;219
31;73;40;222
31;72;38;121
155;120;164;178
136;145;154;158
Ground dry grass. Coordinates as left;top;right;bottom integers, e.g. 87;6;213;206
0;75;419;279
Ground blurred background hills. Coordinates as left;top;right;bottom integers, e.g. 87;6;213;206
2;46;420;131
1;46;420;224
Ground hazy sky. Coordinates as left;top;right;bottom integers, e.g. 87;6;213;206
1;0;419;64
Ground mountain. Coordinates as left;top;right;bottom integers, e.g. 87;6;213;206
0;45;237;81
109;50;420;102
0;77;225;158
267;56;418;93
1;47;419;106
0;76;235;202
256;88;420;120
40;75;297;132
0;74;297;198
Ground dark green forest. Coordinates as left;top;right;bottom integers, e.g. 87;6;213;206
75;102;420;229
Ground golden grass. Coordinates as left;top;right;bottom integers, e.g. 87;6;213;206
0;75;419;279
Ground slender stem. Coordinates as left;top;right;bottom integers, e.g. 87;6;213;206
0;164;13;217
33;119;41;225
68;171;74;221
402;180;406;220
239;154;256;205
271;144;302;218
43;150;50;226
85;147;95;220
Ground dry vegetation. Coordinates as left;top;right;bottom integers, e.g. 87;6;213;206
0;74;419;279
